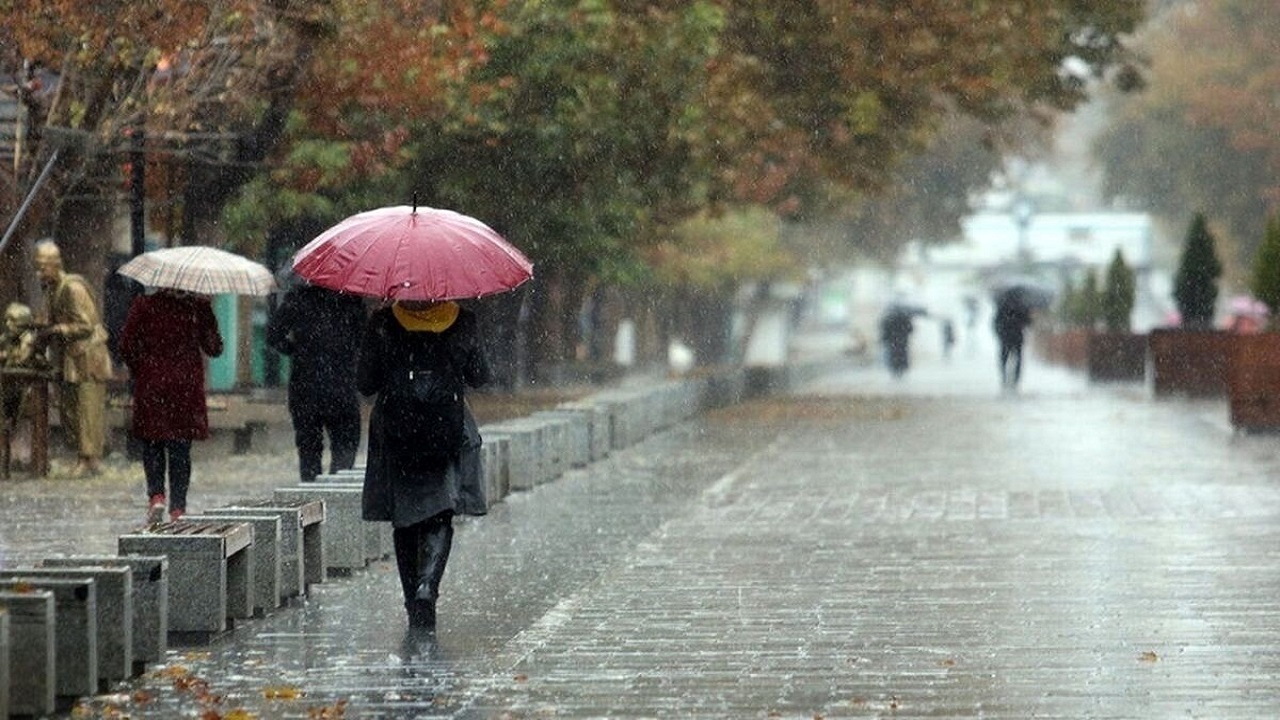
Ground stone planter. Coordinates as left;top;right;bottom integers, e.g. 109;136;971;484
1227;333;1280;432
1149;327;1231;398
1087;331;1147;383
1036;328;1089;370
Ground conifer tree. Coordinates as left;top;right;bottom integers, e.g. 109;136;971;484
1251;215;1280;328
1173;213;1222;327
1103;248;1137;331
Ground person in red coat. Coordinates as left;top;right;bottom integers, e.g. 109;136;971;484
120;289;223;523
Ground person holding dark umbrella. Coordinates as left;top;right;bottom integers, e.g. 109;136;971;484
879;301;925;377
993;286;1040;390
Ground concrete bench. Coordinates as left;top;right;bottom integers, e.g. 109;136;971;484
313;474;391;562
527;415;571;480
0;577;97;702
480;419;542;492
273;486;366;575
0;590;55;717
0;607;8;720
532;409;592;468
1;565;132;689
183;514;283;617
701;367;747;409
42;555;167;675
556;400;614;461
215;499;325;598
118;521;254;643
480;435;509;507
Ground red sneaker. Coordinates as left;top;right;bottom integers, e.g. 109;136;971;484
147;495;166;525
169;508;185;522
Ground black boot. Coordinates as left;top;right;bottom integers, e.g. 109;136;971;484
393;525;433;628
413;514;454;628
405;599;436;629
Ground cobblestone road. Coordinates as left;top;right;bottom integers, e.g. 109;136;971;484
4;334;1280;719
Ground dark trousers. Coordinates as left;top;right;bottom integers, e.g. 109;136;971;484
140;438;192;511
290;398;361;482
999;338;1024;387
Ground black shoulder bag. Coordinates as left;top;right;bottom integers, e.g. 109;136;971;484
381;328;467;457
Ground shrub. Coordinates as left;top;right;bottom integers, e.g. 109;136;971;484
1064;270;1102;329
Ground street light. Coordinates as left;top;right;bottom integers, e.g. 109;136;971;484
1012;198;1034;267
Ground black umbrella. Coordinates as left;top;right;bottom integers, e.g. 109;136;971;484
992;279;1053;311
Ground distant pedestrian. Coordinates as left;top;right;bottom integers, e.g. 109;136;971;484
879;305;916;377
993;293;1034;390
267;284;367;482
941;318;956;361
357;299;491;631
120;289;223;523
33;240;114;477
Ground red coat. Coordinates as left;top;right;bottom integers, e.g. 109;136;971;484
120;292;223;440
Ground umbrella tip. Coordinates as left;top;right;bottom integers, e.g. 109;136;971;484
411;191;418;214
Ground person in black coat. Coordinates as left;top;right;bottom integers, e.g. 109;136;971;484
993;293;1034;390
357;299;490;631
879;306;915;377
267;284;368;482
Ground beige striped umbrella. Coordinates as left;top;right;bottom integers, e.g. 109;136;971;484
117;246;276;296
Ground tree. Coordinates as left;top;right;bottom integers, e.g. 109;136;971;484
711;1;1145;222
4;0;1149;382
1173;213;1222;328
1093;0;1279;267
1102;247;1136;332
1251;215;1280;326
0;0;333;291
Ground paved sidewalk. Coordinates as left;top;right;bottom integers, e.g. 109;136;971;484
4;332;1280;718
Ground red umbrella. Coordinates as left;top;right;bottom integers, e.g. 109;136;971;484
291;205;533;301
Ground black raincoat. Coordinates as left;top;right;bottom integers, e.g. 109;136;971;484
357;306;491;527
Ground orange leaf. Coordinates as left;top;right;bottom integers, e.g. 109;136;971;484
264;685;305;700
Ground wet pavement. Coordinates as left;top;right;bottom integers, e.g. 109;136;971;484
4;326;1280;718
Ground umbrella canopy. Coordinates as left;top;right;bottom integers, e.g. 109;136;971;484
117;246;276;296
991;277;1053;311
291;205;534;301
1228;294;1269;318
883;301;928;318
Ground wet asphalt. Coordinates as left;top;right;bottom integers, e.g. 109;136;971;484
3;324;1280;719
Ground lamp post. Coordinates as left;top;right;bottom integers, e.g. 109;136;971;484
1013;198;1034;268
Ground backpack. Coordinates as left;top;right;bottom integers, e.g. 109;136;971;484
380;328;466;456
